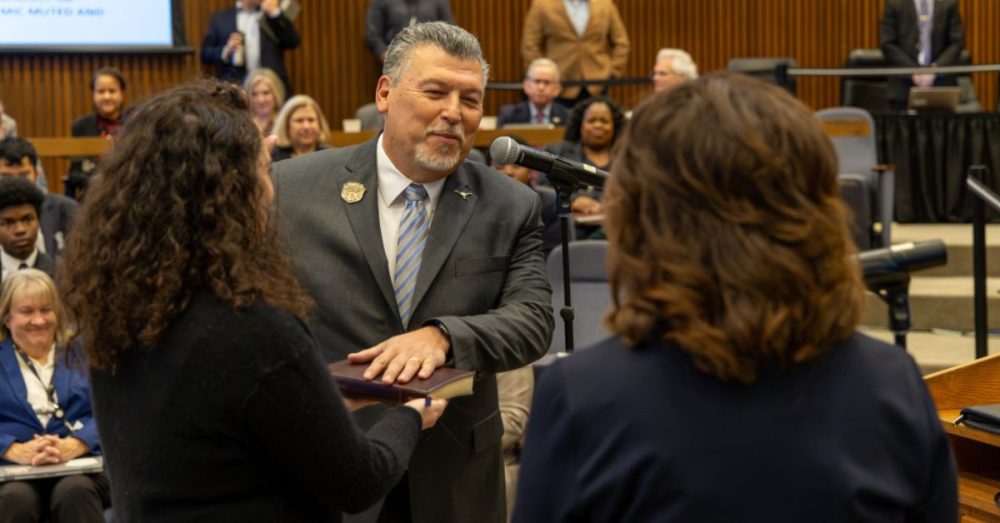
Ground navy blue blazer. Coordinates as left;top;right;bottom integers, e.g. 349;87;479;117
0;339;100;463
497;101;570;128
200;7;301;95
514;333;956;522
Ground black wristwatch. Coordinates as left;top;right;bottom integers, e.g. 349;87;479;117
426;320;451;343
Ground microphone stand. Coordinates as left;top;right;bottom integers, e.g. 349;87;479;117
550;179;578;353
865;270;912;350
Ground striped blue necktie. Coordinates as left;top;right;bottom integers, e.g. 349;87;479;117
394;183;429;327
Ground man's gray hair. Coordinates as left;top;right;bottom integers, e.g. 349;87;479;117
383;22;490;85
656;48;699;79
526;58;561;83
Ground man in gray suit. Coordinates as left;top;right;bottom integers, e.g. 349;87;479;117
273;22;553;523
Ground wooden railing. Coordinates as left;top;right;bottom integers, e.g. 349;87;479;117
30;128;568;160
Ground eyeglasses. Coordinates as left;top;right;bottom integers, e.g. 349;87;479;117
526;77;556;87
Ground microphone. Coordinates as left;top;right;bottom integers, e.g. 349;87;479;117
858;240;947;278
489;136;608;188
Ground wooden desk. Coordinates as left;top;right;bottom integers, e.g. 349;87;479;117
32;137;110;158
925;354;1000;521
28;128;568;161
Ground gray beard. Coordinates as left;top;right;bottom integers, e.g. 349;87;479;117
414;143;463;173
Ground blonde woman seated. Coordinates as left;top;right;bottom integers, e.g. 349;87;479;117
244;68;286;137
271;94;331;162
0;269;109;522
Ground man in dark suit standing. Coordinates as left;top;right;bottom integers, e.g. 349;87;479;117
0;177;55;280
0;138;77;261
273;22;553;523
201;0;301;95
365;0;453;63
497;58;570;128
880;0;965;109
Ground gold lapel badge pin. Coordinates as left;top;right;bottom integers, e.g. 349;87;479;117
341;182;366;203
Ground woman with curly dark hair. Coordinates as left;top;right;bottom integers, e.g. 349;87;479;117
514;73;956;522
60;81;446;522
545;95;626;215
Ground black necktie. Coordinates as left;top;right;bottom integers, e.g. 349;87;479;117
18;263;27;270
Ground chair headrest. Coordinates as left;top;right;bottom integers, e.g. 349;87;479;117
845;49;886;68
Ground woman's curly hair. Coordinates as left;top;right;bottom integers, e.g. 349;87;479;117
61;80;311;371
602;72;866;384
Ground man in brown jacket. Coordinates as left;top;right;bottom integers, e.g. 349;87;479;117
521;0;630;106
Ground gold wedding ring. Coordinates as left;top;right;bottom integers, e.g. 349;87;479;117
407;357;422;363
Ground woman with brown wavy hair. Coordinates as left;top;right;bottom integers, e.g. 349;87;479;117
514;72;956;522
60;81;446;522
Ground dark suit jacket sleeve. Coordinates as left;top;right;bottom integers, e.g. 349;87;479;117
496;104;516;128
934;3;964;66
365;0;389;58
435;192;554;373
511;360;577;522
437;0;454;23
880;0;918;67
243;319;422;514
263;11;301;49
201;11;231;65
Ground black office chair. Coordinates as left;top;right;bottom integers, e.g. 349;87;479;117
726;57;797;95
956;50;981;113
841;49;891;114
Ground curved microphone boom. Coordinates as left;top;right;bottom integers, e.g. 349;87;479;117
858;240;947;278
489;136;608;188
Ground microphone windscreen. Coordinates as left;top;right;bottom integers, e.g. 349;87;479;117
489;136;519;166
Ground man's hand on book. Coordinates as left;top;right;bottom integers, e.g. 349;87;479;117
348;326;450;384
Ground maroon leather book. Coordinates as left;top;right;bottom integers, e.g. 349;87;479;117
328;360;475;402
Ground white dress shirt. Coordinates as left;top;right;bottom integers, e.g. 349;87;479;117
376;135;446;282
15;345;57;427
235;2;262;71
564;0;590;37
1;247;38;282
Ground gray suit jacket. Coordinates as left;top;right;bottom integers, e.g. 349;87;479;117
273;136;553;523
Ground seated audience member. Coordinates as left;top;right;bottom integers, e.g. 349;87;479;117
497;366;533;521
60;80;446;522
514;72;957;522
0;112;48;191
492;135;561;256
0;138;78;260
497;58;571;128
271;94;331;162
68;67;130;200
0;269;110;521
0;178;53;279
244;68;287;136
365;0;453;62
546;95;625;215
0;100;17;139
652;48;698;92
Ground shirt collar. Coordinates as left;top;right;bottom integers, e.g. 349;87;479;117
376;134;447;208
1;247;38;272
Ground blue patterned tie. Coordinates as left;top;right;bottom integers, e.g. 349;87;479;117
394;183;429;327
918;0;931;65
